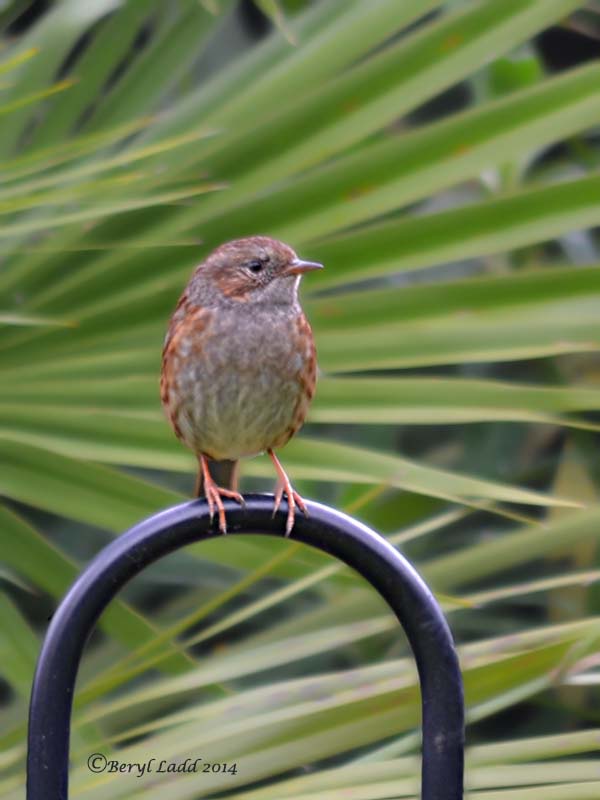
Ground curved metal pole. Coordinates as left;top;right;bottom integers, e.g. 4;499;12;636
27;495;464;800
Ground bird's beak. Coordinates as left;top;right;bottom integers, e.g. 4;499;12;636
285;258;324;276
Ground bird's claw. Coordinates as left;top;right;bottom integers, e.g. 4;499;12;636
204;482;244;534
273;482;308;537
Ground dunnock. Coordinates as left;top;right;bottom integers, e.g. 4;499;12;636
160;236;322;535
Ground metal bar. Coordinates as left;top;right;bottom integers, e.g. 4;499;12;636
27;495;464;799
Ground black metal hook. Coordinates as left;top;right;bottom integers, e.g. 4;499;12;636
27;495;464;800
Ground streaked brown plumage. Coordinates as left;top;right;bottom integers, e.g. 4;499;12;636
160;236;322;535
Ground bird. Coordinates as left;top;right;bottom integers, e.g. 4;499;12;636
160;235;322;536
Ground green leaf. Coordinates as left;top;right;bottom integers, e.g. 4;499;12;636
189;58;600;247
85;0;233;131
0;125;217;202
0;182;223;239
0;504;191;673
251;0;296;44
0;435;181;529
267;437;576;509
316;296;600;371
9;0;578;323
0;417;575;509
147;0;444;144
0;437;321;579
310;375;600;427
191;0;585;204
307;173;600;290
22;0;162;150
0;0;122;157
67;635;581;797
0;3;599;795
0;312;75;327
0;590;38;699
5;373;600;428
423;506;600;591
309;264;600;329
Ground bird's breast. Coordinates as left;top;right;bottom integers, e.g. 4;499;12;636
164;305;315;460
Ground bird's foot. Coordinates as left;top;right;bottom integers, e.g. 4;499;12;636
205;481;245;534
201;457;244;534
269;450;308;536
273;483;308;537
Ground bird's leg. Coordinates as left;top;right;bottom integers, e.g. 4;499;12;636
194;466;204;498
229;460;240;493
268;449;308;536
199;455;244;534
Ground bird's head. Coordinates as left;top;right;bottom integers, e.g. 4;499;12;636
188;236;323;307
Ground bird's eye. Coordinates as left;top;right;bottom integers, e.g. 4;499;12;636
247;260;264;273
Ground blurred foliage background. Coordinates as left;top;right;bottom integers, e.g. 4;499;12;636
1;0;600;797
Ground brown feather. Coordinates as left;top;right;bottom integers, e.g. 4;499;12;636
160;304;211;447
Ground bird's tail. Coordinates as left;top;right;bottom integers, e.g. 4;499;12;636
194;459;239;497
